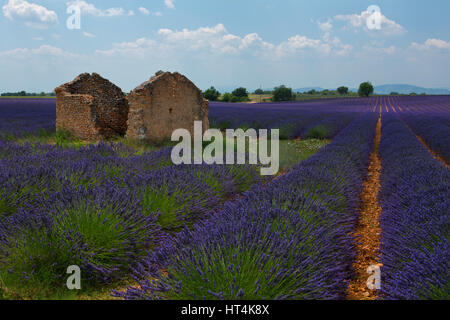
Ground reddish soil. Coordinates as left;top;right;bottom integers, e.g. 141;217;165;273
415;134;449;169
347;117;382;300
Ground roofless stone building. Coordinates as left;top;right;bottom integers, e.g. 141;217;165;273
126;71;209;142
55;73;129;140
55;71;209;142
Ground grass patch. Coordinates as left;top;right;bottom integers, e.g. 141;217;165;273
112;137;176;155
279;139;330;171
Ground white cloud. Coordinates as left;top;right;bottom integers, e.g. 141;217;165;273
318;20;333;33
138;7;162;17
66;1;125;17
334;8;406;36
139;7;150;15
278;35;329;54
156;24;274;55
83;31;95;38
33;37;43;41
164;0;175;9
411;38;450;51
95;23;351;60
0;45;79;59
127;10;135;16
2;0;58;29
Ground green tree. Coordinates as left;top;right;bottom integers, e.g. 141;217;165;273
358;82;374;97
203;86;221;101
254;88;264;95
337;86;349;95
221;93;233;102
273;85;293;102
232;87;249;99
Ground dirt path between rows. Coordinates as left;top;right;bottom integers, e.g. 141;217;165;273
347;116;382;300
401;119;449;169
415;134;449;169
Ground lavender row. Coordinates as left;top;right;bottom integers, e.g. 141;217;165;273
0;142;265;296
117;113;378;300
0;99;56;139
401;113;450;163
378;115;449;299
210;106;359;139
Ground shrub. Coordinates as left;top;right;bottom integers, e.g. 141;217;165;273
273;85;294;102
305;125;328;139
0;185;161;297
232;87;249;100
337;86;349;95
131;168;220;232
221;93;233;102
203;87;221;101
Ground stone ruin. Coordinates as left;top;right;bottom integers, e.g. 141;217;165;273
55;73;129;140
55;71;209;143
126;71;209;142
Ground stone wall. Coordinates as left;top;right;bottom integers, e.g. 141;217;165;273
55;73;129;140
126;71;209;142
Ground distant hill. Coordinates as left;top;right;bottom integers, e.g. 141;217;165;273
374;84;450;95
293;87;325;93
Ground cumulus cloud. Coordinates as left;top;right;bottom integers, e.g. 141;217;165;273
410;38;450;50
334;8;406;36
318;20;333;33
66;0;125;17
139;7;150;15
0;45;79;59
164;0;175;9
105;24;274;56
2;0;58;29
95;23;351;60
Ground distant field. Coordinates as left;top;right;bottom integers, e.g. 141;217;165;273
248;93;273;102
0;96;56;99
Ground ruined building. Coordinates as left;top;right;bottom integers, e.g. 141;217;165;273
126;71;209;142
55;73;129;140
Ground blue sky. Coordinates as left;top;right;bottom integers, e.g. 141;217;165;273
1;0;449;92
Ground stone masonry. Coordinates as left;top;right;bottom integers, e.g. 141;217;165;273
126;71;209;142
55;73;129;140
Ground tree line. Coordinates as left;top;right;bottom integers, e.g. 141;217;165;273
1;91;56;97
203;82;380;103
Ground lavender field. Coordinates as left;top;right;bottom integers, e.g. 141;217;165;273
0;96;449;300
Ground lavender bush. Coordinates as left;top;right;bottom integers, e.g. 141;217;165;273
379;115;449;299
401;113;450;163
